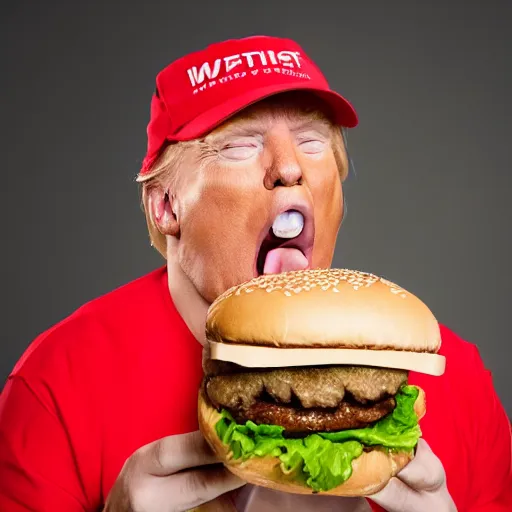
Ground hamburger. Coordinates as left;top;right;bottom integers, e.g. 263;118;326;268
198;268;446;496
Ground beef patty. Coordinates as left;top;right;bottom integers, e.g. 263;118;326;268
206;365;407;409
232;396;397;433
205;365;408;433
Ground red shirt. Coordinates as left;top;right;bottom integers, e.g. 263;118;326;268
0;267;510;511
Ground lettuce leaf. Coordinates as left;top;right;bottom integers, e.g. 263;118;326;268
215;385;421;492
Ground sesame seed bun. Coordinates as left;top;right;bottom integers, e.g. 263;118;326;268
206;268;441;353
200;268;437;497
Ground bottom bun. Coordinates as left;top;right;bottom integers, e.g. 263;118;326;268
198;386;426;497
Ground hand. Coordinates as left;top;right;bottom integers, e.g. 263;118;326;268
368;439;457;512
104;430;245;512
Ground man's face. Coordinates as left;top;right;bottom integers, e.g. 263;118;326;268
171;95;347;303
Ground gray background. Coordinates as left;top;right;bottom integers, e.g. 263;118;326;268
2;1;511;416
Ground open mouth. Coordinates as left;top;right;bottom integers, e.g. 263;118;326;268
256;208;314;276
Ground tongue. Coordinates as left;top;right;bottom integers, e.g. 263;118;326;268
263;247;309;275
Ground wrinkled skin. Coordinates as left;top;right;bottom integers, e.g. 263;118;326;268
149;93;347;304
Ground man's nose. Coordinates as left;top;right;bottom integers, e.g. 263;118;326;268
263;141;303;190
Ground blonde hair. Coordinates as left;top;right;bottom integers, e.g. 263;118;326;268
136;141;193;258
137;103;350;259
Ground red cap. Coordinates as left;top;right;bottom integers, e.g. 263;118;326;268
140;35;358;175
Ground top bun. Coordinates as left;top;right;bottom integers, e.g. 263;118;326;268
206;268;441;353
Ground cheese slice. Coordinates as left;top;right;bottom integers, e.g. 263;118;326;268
210;342;446;376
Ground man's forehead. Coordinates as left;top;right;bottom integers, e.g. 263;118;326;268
207;93;334;138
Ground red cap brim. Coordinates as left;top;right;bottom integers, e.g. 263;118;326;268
171;82;358;142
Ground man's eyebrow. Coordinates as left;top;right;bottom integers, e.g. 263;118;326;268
290;118;332;134
206;122;267;143
205;116;332;144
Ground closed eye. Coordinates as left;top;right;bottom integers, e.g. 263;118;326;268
220;144;259;161
219;136;262;161
299;139;326;154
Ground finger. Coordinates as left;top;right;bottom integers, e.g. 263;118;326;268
140;430;219;476
396;439;446;491
170;465;245;511
369;476;423;512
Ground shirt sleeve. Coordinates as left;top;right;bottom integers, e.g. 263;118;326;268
468;346;512;511
0;375;88;512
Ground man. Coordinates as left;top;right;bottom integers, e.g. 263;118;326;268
0;35;510;512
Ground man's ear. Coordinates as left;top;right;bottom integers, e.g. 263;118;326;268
147;187;180;238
